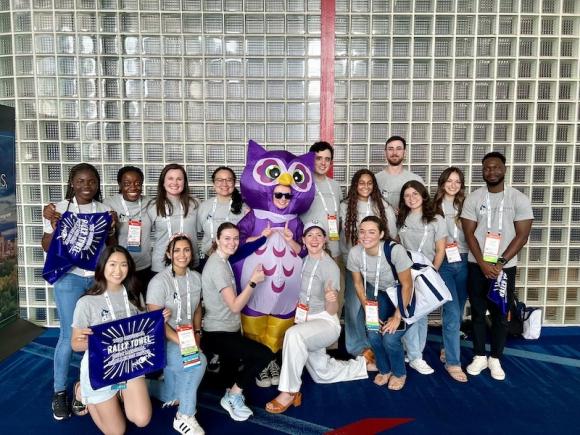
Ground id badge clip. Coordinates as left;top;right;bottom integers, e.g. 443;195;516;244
365;300;380;332
445;242;461;263
327;214;340;241
483;231;501;263
295;303;309;324
176;324;201;370
127;219;142;253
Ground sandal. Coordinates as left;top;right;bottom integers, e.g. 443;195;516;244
265;392;302;414
446;365;468;383
387;375;406;391
71;381;88;417
362;349;378;372
373;373;391;386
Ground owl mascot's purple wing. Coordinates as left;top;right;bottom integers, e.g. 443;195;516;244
231;140;315;352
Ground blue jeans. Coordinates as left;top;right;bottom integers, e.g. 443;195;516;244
365;286;406;377
344;271;370;357
53;273;94;392
149;342;207;416
439;253;468;366
402;315;428;362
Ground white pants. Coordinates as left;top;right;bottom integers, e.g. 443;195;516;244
279;311;368;393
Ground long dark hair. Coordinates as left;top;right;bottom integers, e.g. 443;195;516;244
433;167;466;224
153;163;197;218
211;166;243;215
85;245;143;310
164;234;196;274
65;163;102;203
397;180;436;228
344;169;388;246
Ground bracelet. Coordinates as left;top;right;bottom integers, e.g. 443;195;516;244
194;329;202;335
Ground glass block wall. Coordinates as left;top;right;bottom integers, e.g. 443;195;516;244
1;0;579;326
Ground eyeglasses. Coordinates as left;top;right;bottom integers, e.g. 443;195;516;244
215;178;235;185
274;192;293;200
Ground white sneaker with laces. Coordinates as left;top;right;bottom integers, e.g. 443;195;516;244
173;413;205;435
255;366;271;388
488;357;506;381
409;358;435;375
269;360;280;386
220;389;253;421
466;355;488;376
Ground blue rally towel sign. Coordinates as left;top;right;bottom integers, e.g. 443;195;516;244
88;310;166;390
488;271;509;316
42;211;112;284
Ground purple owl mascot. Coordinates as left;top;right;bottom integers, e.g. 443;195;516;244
231;140;315;353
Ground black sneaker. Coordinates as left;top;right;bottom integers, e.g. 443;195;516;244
52;390;71;420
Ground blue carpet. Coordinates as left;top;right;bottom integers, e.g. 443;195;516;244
2;328;579;434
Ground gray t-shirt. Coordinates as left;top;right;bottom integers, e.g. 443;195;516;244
347;242;413;292
299;253;341;315
43;199;112;277
375;168;424;210
339;199;397;260
196;197;247;257
72;289;142;328
461;186;534;268
201;252;240;332
300;177;343;258
104;194;152;271
440;198;468;254
399;213;448;262
146;266;202;329
147;197;199;272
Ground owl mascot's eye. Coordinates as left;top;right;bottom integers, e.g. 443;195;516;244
292;169;305;183
265;165;281;180
287;162;312;192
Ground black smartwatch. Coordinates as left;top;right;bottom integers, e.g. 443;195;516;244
497;257;508;265
249;281;257;288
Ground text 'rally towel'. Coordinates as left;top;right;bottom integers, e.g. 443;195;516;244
42;211;112;284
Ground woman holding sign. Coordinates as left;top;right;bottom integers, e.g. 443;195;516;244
147;234;206;435
347;216;413;390
71;245;152;434
433;168;469;382
265;223;368;414
41;163;115;421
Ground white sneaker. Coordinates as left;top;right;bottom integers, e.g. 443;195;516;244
255;366;271;388
409;358;434;375
488;357;506;381
220;389;253;422
269;360;280;386
466;355;488;376
173;413;205;435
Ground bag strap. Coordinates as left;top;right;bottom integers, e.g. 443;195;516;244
383;241;400;282
384;241;417;318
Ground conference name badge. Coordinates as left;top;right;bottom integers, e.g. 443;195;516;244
176;324;201;370
483;231;501;263
445;242;461;263
365;300;380;332
327;214;340;241
126;219;142;253
295;303;309;324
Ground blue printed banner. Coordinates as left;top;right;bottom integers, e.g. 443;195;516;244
42;210;112;284
488;271;509;316
88;310;166;390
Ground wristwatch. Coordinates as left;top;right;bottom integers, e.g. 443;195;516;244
249;281;257;288
497;257;508;265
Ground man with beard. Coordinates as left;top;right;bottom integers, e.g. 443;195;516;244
375;136;424;213
461;152;533;381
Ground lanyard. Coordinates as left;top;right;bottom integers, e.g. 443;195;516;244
121;197;142;221
316;179;338;215
301;255;321;305
418;224;429;253
104;286;132;321
165;202;184;236
443;202;458;240
208;198;232;240
362;244;382;299
173;271;191;325
365;198;372;217
71;197;96;214
485;191;505;232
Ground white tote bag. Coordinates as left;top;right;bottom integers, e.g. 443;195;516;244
522;307;542;340
384;243;453;325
